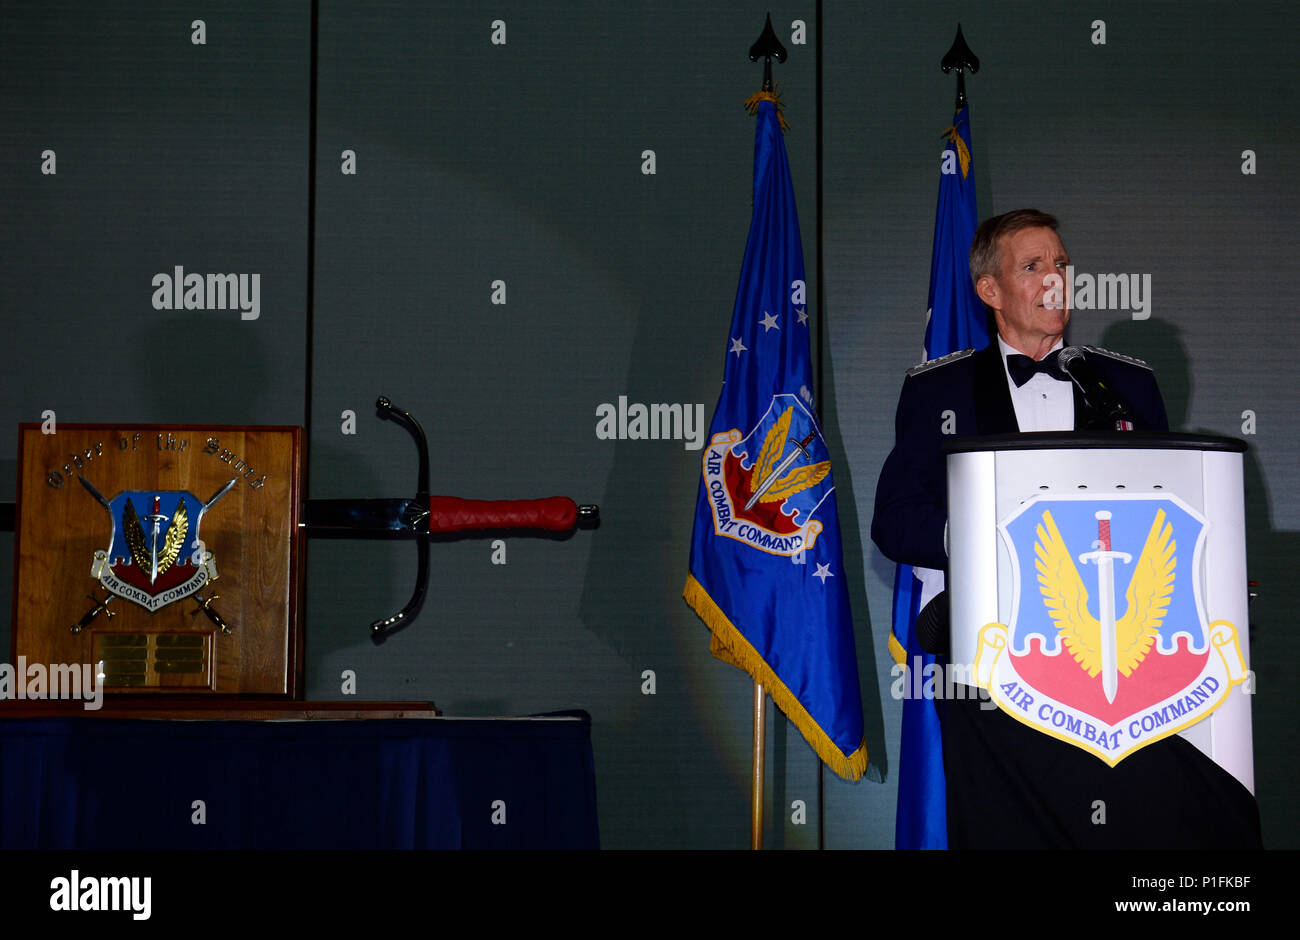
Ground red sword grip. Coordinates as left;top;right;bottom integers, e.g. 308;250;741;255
427;496;579;533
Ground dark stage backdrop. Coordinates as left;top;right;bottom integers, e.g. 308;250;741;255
2;1;1296;849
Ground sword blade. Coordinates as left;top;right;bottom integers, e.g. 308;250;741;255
299;498;419;535
744;445;805;511
1095;556;1119;704
203;477;239;513
77;475;113;514
149;518;161;585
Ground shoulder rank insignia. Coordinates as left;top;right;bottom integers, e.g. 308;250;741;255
907;347;975;377
1083;345;1152;370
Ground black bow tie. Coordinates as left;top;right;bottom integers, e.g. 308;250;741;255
1006;351;1063;387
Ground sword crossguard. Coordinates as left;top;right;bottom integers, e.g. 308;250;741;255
142;494;170;527
192;593;232;635
362;395;596;643
1080;510;1130;564
1079;548;1132;565
71;593;115;634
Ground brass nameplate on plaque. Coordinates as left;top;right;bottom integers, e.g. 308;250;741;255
13;425;302;695
93;632;212;688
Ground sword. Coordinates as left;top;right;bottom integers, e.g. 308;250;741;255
192;592;232;635
1078;510;1132;704
743;430;818;511
71;591;115;634
300;396;599;642
142;495;170;585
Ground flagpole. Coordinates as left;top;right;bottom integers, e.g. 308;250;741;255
745;13;786;852
751;680;765;849
815;0;826;852
687;9;865;848
890;23;983;851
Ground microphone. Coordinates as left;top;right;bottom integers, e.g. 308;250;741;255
1057;346;1135;431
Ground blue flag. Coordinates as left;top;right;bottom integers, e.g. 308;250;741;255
684;97;866;781
891;104;988;848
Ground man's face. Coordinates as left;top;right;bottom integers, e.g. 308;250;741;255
977;226;1070;357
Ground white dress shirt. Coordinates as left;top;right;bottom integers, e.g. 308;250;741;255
999;336;1073;432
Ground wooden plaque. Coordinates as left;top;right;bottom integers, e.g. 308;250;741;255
13;424;302;696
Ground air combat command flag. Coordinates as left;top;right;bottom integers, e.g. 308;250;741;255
889;99;988;849
684;95;867;781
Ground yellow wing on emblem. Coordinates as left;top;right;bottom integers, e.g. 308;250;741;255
123;500;150;569
156;500;189;576
759;461;831;503
1113;509;1175;676
1035;510;1102;674
751;406;793;494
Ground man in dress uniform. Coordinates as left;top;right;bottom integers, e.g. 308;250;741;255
872;208;1261;848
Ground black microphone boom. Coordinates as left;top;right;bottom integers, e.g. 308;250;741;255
1058;346;1135;431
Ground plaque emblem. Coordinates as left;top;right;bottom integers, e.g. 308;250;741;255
81;476;234;613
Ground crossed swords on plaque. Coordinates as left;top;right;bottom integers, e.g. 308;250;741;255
73;474;236;635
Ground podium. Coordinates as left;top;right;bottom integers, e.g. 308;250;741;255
945;431;1254;792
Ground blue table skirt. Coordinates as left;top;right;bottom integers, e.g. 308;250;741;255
0;713;598;849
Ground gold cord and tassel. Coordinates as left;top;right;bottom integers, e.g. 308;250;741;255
744;88;790;133
941;114;972;178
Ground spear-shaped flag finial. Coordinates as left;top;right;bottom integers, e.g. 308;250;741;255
748;13;787;92
941;23;980;109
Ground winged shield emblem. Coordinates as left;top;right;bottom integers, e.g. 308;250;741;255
971;495;1247;765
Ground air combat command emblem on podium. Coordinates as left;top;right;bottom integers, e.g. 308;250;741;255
974;495;1249;764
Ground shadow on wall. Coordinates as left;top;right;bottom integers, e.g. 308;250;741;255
822;329;888;787
1103;318;1299;849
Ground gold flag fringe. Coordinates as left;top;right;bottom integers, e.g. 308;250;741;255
889;630;908;666
744;89;790;133
683;574;868;781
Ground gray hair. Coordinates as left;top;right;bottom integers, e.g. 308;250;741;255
969;209;1060;286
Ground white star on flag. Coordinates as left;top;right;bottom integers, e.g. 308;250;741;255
796;307;808;325
813;562;833;584
759;311;780;332
730;337;747;356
